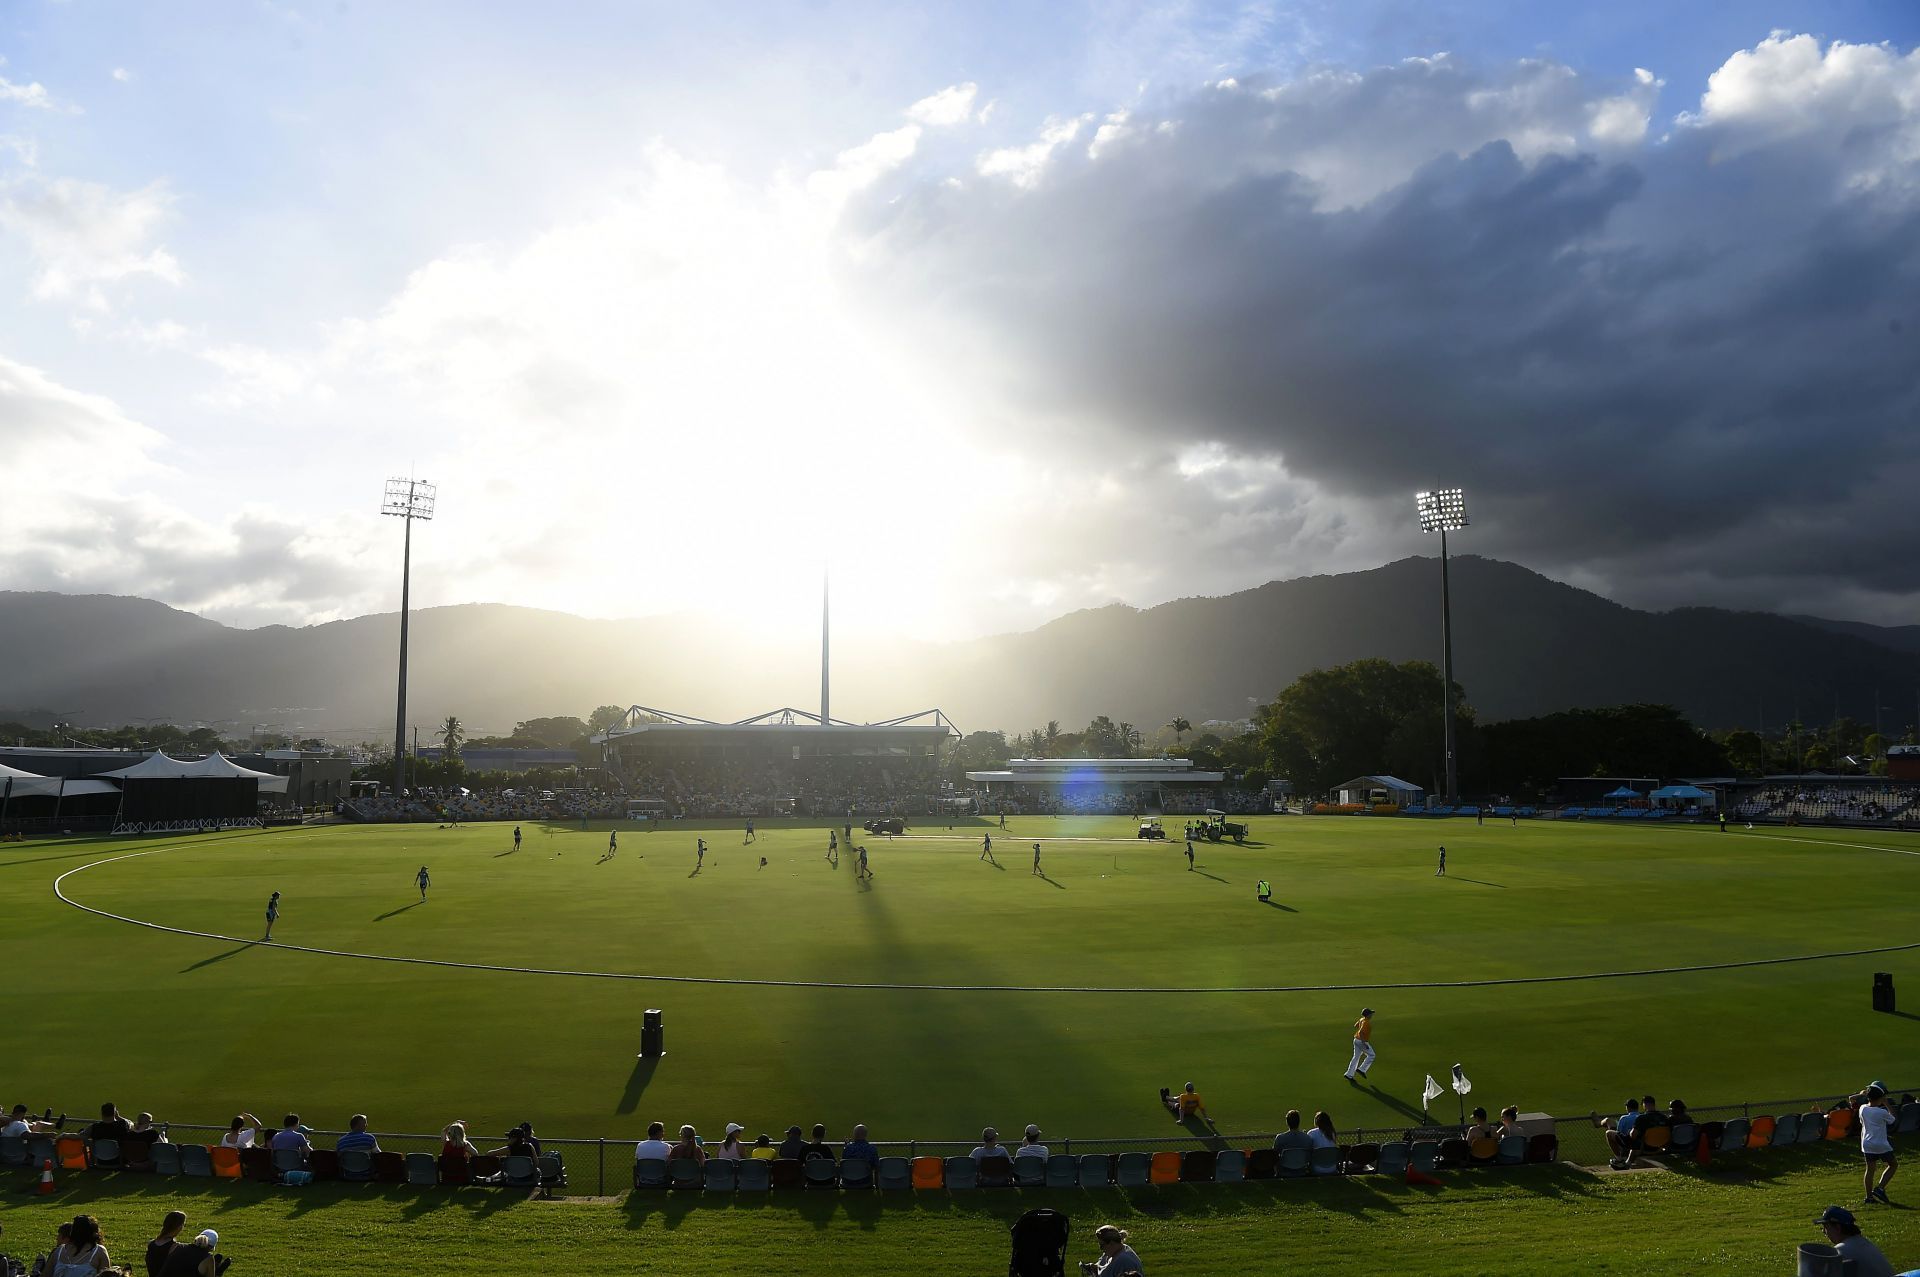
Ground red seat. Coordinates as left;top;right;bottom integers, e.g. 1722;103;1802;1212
439;1154;473;1186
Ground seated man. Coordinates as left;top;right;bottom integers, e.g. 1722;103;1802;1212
776;1125;807;1161
1462;1107;1495;1143
802;1123;834;1162
1160;1082;1211;1126
124;1113;164;1169
1589;1098;1640;1169
335;1114;380;1155
269;1114;312;1160
841;1124;879;1168
1014;1125;1048;1159
3;1104;59;1137
88;1102;133;1143
633;1121;673;1162
1272;1110;1314;1155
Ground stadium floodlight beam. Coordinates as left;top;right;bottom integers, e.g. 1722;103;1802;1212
382;477;437;799
1415;488;1468;805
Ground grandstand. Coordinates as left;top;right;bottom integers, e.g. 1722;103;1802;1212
963;755;1254;815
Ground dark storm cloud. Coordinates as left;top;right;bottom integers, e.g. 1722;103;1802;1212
842;38;1920;615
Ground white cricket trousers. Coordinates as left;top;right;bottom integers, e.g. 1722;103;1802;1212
1345;1037;1376;1078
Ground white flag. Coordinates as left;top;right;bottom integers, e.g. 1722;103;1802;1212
1422;1075;1443;1107
1451;1064;1472;1095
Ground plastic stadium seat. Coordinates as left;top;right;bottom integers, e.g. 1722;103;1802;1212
1770;1114;1800;1147
439;1155;474;1186
88;1138;123;1170
944;1156;978;1189
704;1159;737;1191
1666;1124;1698;1156
976;1154;1014;1187
1437;1137;1472;1166
503;1154;539;1188
1013;1156;1046;1187
1375;1143;1410;1175
209;1146;243;1179
1409;1142;1440;1174
337;1148;374;1182
181;1145;214;1178
738;1158;773;1191
1215;1150;1246;1183
1898;1103;1920;1134
1115;1152;1152;1187
150;1143;183;1176
308;1148;340;1181
1745;1117;1775;1149
1827;1109;1855;1141
404;1152;439;1186
1797;1113;1824;1144
801;1158;837;1188
0;1136;27;1168
373;1151;407;1183
1243;1148;1278;1179
1467;1137;1499;1164
1637;1124;1670;1152
1044;1154;1078;1188
1698;1121;1725;1153
875;1152;910;1190
1310;1146;1341;1176
1180;1149;1215;1182
1715;1118;1746;1151
272;1147;308;1176
1496;1135;1527;1165
1277;1145;1310;1178
1148;1151;1182;1184
770;1158;805;1190
633;1158;669;1189
240;1147;274;1182
56;1136;88;1171
668;1158;702;1189
1076;1154;1110;1187
537;1153;565;1189
909;1156;944;1189
1525;1133;1558;1164
840;1157;875;1189
469;1154;501;1181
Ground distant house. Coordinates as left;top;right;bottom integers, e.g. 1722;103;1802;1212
1331;775;1424;808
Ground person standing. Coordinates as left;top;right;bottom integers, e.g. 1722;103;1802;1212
980;833;996;864
512;825;522;851
263;891;281;940
1032;843;1042;876
745;818;755;844
1435;846;1447;876
696;840;705;871
1344;1008;1376;1081
998;810;1007;830
1185;841;1195;871
1257;879;1271;902
1858;1085;1898;1204
857;845;870;878
416;865;430;900
608;830;618;858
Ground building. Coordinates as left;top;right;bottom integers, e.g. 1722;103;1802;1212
965;756;1225;813
415;747;580;774
1330;775;1425;808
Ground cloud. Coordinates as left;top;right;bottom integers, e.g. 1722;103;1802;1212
840;34;1920;620
908;82;978;127
111;67;133;83
0;176;183;301
0;75;56;110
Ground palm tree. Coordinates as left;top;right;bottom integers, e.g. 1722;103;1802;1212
1120;722;1143;756
1170;716;1191;745
1044;720;1061;757
439;715;465;763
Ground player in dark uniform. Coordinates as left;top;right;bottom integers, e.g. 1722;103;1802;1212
696;839;705;869
513;826;522;851
264;891;281;939
416;865;430;900
1435;846;1447;876
1031;843;1042;876
980;833;995;863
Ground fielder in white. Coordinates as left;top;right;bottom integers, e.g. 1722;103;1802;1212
1344;1007;1376;1081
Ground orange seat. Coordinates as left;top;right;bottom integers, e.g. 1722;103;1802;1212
1745;1117;1774;1149
1467;1136;1499;1163
1826;1110;1854;1141
55;1136;87;1171
909;1155;943;1189
1639;1124;1670;1151
210;1146;243;1179
1148;1151;1181;1184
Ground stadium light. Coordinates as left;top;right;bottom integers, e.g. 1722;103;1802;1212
382;478;437;799
1414;488;1468;805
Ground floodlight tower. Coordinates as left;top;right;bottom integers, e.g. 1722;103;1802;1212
382;478;437;797
1415;488;1468;805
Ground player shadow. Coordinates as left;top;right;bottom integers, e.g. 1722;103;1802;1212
180;940;262;972
1885;1009;1920;1021
492;848;518;857
855;872;874;892
1191;869;1229;884
616;1057;659;1116
1444;876;1506;889
374;900;425;921
1365;1085;1434;1124
687;866;703;878
979;858;1005;871
1261;898;1298;912
1035;873;1065;889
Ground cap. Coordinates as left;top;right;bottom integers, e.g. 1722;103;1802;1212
1361;1007;1375;1017
1025;1125;1041;1138
787;1125;802;1135
1815;1206;1855;1228
983;1127;999;1140
197;1230;218;1248
725;1123;744;1137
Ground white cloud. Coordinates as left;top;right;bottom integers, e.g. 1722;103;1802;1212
977;116;1090;188
0;176;183;301
111;67;133;83
907;82;978;127
0;75;56;110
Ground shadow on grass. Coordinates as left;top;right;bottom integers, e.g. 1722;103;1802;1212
1688;1140;1876;1186
1192;870;1229;884
617;1057;659;1116
1260;899;1298;913
180;940;263;972
979;858;1005;871
373;901;425;922
1445;876;1506;889
1363;1085;1433;1125
1036;873;1066;889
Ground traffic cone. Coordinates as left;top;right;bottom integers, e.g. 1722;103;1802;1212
37;1157;55;1194
1405;1166;1443;1187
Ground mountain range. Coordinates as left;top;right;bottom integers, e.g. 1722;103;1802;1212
2;556;1915;739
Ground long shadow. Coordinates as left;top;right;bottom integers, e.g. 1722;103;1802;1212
1261;898;1298;913
1445;876;1506;889
617;1057;659;1116
980;858;1005;871
1885;1009;1920;1021
687;866;702;878
373;900;425;922
180;940;262;972
492;848;518;858
1367;1084;1436;1124
1036;873;1066;889
1192;870;1229;884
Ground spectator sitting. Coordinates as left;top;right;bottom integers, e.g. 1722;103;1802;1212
668;1125;706;1166
749;1133;777;1160
1462;1106;1494;1142
487;1122;539;1160
335;1114;379;1155
269;1114;312;1158
1665;1099;1693;1130
2;1104;58;1137
1087;1224;1145;1276
1162;1082;1212;1126
633;1121;672;1162
1498;1106;1525;1140
970;1127;1011;1162
440;1122;478;1162
1815;1205;1894;1277
776;1125;807;1160
802;1123;833;1161
88;1102;132;1143
219;1113;262;1150
145;1210;186;1277
1308;1112;1339;1172
1016;1125;1048;1159
48;1213;110;1276
155;1228;223;1277
842;1124;879;1168
1273;1109;1314;1154
1590;1098;1640;1169
125;1113;163;1166
716;1124;746;1161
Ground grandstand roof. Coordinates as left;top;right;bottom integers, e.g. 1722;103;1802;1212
967;757;1226;785
597;705;957;744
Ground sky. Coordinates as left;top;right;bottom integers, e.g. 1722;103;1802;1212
5;0;1920;641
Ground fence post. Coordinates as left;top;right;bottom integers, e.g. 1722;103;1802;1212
1064;1138;1071;1157
598;1138;606;1196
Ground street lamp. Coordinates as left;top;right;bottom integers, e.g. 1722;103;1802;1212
1415;488;1468;805
382;478;437;798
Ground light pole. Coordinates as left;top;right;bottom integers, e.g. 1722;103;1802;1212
1416;488;1468;805
382;478;437;797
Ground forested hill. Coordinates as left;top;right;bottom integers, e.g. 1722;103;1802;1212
0;557;1914;737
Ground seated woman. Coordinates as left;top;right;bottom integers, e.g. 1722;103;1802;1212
441;1122;479;1162
145;1210;187;1277
667;1125;706;1167
1307;1112;1339;1172
1462;1107;1495;1143
48;1214;111;1276
156;1229;223;1277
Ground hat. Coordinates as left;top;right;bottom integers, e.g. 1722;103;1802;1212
1815;1206;1855;1228
1025;1124;1041;1138
1361;1007;1375;1017
786;1125;802;1135
197;1230;219;1248
983;1127;999;1140
725;1123;744;1137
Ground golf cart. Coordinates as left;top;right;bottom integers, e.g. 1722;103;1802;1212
1202;809;1248;844
863;817;905;836
1137;818;1167;840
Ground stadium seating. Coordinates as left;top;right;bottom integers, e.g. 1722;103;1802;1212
210;1147;242;1179
56;1136;87;1170
1277;1146;1310;1178
1115;1152;1151;1186
976;1153;1014;1187
1179;1149;1214;1182
1375;1143;1409;1175
634;1158;669;1189
943;1156;977;1189
338;1148;373;1181
1717;1119;1750;1152
1637;1124;1670;1153
1526;1133;1558;1164
909;1156;943;1189
1243;1148;1278;1179
801;1158;836;1188
88;1138;122;1170
704;1159;737;1191
273;1147;308;1176
404;1153;438;1186
1013;1156;1046;1187
1076;1154;1110;1186
1345;1143;1379;1172
1409;1142;1440;1174
1044;1153;1078;1187
503;1154;539;1189
1770;1113;1800;1146
181;1145;214;1177
1666;1124;1698;1156
1826;1109;1855;1141
537;1153;565;1189
1437;1137;1471;1166
1496;1135;1526;1165
1898;1102;1920;1134
1746;1116;1775;1148
0;1136;27;1168
1796;1113;1824;1144
738;1158;775;1191
1148;1150;1181;1184
373;1151;407;1183
1467;1136;1498;1164
839;1157;875;1189
309;1148;340;1180
151;1142;183;1176
1215;1150;1246;1182
440;1154;474;1186
772;1159;807;1190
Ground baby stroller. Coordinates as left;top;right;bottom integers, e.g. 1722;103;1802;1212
1009;1207;1070;1277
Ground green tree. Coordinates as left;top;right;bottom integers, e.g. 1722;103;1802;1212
1261;659;1467;796
1169;716;1191;745
1721;729;1766;776
514;716;590;748
587;705;629;735
439;715;465;764
1043;721;1061;757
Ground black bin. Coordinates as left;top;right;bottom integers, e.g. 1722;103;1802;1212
641;1008;665;1058
1873;973;1896;1014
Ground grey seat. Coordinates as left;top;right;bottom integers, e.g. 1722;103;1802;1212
1113;1152;1151;1187
633;1157;670;1188
1897;1103;1920;1134
271;1146;307;1174
337;1148;374;1181
801;1158;837;1188
704;1158;737;1191
150;1142;183;1176
180;1144;214;1177
1375;1143;1409;1175
89;1138;123;1169
838;1156;874;1189
536;1153;565;1188
1214;1150;1246;1182
1013;1155;1047;1187
1277;1145;1310;1178
944;1156;977;1189
668;1158;702;1189
874;1156;909;1190
1044;1153;1078;1187
1310;1146;1341;1175
1770;1114;1800;1146
1495;1135;1527;1165
0;1136;30;1168
1717;1118;1749;1151
1795;1115;1822;1144
1409;1142;1440;1174
737;1157;773;1190
404;1152;439;1185
502;1154;539;1188
1076;1154;1110;1186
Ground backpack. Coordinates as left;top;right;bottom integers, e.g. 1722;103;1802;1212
1009;1207;1070;1277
